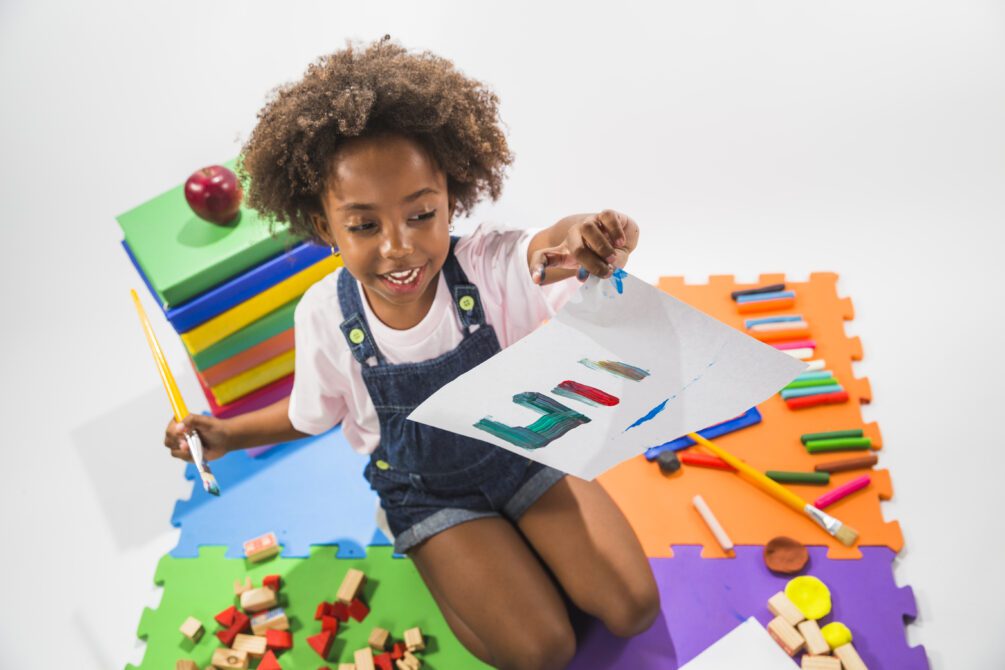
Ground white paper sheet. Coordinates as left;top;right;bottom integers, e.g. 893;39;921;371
680;617;798;669
408;271;806;480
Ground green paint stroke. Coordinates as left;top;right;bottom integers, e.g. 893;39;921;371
579;358;651;381
474;392;590;450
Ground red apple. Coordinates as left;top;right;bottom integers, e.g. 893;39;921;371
184;165;243;225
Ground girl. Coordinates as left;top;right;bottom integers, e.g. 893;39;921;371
165;37;658;670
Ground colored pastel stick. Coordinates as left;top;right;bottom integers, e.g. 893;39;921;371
748;320;808;332
792;371;833;382
736;290;795;304
805;437;872;453
680;452;735;470
814;454;878;473
804;359;826;372
781;384;843;400
782;347;815;360
692;495;734;552
784;376;837;390
814;475;871;509
645;407;762;459
801;429;863;444
743;319;804;331
751;327;812;342
731;283;786;300
765;470;830;485
773;339;816;351
737;297;796;314
786;391;850;409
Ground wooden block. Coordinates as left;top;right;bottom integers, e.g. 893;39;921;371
390;642;405;660
402;651;421;669
215;605;238;627
211;648;249;670
250;607;289;635
176;661;198;670
348;597;370;622
835;643;869;670
802;655;842;670
355;647;376;670
264;628;292;651
339;665;357;670
257;650;282;670
798;619;831;656
234;576;253;595
243;532;281;562
179;616;203;642
403;627;425;652
368;626;391;651
308;631;334;660
262;574;281;591
767;616;805;656
338;568;367;604
767;591;806;626
240;586;279;613
232;634;268;658
374;652;393;670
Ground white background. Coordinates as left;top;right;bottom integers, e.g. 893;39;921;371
1;1;1002;667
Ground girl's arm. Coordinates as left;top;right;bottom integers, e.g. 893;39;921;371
527;210;639;286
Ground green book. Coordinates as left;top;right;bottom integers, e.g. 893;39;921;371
116;159;297;307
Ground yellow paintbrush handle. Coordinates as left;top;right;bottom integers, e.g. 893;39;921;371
131;289;189;421
687;431;807;513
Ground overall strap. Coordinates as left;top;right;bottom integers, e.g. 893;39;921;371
442;236;487;331
337;268;386;366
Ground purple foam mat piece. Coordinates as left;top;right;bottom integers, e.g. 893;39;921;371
569;545;927;670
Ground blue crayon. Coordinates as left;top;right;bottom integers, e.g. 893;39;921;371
794;371;833;382
736;290;796;304
780;384;844;400
744;315;804;329
645;407;762;460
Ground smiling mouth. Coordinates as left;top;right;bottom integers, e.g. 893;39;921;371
380;267;422;285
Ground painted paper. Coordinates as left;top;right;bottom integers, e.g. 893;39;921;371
680;618;798;669
408;271;805;480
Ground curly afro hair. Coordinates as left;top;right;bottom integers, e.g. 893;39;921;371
239;36;514;244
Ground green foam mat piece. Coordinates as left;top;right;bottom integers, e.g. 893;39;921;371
117;159;298;307
191;299;299;371
129;545;489;670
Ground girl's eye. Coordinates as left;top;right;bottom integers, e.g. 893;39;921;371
409;210;437;222
347;221;378;234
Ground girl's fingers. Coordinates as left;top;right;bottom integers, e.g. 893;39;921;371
581;217;617;261
597;209;627;248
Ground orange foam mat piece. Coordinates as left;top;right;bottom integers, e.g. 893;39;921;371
598;272;902;559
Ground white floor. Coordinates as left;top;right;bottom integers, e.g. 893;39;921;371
1;2;1002;668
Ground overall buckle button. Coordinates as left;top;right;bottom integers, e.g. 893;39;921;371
458;295;475;312
349;328;366;345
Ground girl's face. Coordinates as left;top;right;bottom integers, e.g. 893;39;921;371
314;133;453;330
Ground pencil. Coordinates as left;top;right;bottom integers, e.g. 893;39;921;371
688;431;858;546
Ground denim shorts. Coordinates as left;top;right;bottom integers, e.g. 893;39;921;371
366;453;567;555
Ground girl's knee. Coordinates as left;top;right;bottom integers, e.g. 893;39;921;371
493;621;576;670
605;578;661;638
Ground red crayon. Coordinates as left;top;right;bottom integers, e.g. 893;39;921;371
786;391;849;410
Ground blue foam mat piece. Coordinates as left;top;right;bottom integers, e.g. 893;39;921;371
170;426;380;559
122;239;328;332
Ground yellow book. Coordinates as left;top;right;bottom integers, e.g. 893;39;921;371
182;256;340;355
211;349;296;406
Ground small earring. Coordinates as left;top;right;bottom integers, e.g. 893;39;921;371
330;245;340;257
448;223;455;233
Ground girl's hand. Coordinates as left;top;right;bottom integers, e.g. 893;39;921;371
531;209;640;283
164;413;232;463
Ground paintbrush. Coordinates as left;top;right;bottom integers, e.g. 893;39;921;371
131;290;220;496
687;431;857;546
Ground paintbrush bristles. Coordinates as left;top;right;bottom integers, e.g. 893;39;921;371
834;523;859;547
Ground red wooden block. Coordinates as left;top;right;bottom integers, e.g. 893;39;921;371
315;601;334;620
258;650;283;670
216;621;242;647
374;652;393;670
307;631;334;660
263;574;281;591
265;628;292;651
391;642;405;660
233;611;250;632
348;597;370;623
215;605;238;627
321;615;339;633
331;601;349;622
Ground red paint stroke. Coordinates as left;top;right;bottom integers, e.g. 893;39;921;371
557;380;620;406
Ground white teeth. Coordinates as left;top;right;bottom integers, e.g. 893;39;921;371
382;267;420;284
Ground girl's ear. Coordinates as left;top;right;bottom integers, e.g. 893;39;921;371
310;212;333;246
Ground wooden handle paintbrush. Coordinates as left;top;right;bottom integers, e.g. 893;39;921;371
131;289;220;496
688;431;858;546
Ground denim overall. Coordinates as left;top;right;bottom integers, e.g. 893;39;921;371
337;237;565;553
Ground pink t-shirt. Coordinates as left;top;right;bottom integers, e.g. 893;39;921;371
288;223;579;454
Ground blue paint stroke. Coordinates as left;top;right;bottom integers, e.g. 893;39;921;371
624;350;723;433
609;268;627;294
